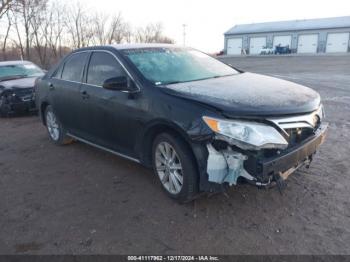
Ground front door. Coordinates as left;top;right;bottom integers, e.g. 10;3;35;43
79;51;142;157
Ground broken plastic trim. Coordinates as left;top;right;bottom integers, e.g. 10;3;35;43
206;142;310;188
206;144;255;186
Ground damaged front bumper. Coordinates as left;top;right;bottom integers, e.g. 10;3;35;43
202;123;328;191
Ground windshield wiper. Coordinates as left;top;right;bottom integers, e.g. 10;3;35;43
160;74;237;86
0;74;28;82
163;81;181;85
212;74;236;78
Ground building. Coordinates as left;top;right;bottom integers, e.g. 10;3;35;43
224;16;350;55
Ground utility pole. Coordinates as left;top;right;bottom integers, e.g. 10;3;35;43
182;24;187;46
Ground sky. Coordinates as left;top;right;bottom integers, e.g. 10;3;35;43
81;0;350;53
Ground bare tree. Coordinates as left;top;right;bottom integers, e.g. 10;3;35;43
1;10;12;59
0;0;175;66
65;2;94;48
134;23;174;43
107;13;128;44
12;0;48;59
0;0;12;19
92;12;109;45
45;2;67;59
12;12;25;59
30;4;49;67
90;12;128;45
124;22;133;43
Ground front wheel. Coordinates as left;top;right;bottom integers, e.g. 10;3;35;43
152;133;198;203
44;105;73;145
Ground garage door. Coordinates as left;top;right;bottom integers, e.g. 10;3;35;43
227;38;242;55
249;37;266;55
297;34;318;53
273;35;292;48
326;33;349;53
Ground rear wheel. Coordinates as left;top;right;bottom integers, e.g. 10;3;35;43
45;105;73;145
152;133;198;203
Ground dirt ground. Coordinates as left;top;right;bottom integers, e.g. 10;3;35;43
0;55;349;255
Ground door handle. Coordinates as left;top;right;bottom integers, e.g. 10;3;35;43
48;82;55;90
80;90;90;99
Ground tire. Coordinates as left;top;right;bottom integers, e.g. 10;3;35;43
44;105;73;145
0;95;10;117
152;132;198;203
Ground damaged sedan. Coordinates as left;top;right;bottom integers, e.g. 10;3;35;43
0;61;44;116
35;44;328;202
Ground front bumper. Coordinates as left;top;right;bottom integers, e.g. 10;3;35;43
258;122;328;179
199;122;328;192
11;100;36;111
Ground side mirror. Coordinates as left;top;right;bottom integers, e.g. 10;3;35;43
103;76;128;91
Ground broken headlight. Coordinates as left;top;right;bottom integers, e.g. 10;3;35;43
203;116;288;150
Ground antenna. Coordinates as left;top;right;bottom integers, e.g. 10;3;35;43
182;24;187;46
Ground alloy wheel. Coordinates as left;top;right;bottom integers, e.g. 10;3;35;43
46;110;60;141
155;141;184;194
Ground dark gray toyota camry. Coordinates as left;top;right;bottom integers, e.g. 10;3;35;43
35;44;328;202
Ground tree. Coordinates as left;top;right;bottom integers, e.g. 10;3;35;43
0;0;175;66
65;2;94;48
45;2;67;59
1;10;12;59
90;12;129;45
12;0;48;59
0;0;12;19
135;23;174;43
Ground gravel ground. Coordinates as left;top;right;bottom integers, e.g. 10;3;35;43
0;55;349;255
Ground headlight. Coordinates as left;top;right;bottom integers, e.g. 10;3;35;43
203;116;288;150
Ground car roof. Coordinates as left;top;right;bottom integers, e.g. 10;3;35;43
0;60;33;66
72;43;185;53
109;43;183;50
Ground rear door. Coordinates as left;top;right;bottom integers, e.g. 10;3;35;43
50;52;89;135
79;51;142;156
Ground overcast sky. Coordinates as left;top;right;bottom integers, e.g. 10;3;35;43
82;0;350;52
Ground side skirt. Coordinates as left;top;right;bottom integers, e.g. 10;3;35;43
67;133;141;164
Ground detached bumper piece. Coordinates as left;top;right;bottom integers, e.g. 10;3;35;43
205;123;328;191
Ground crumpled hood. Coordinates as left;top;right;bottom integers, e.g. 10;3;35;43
161;72;321;116
0;77;37;91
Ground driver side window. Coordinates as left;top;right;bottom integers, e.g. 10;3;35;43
87;52;126;86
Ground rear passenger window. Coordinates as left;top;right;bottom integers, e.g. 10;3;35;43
61;53;88;82
87;52;126;86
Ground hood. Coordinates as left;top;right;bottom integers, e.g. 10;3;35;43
161;72;320;117
0;77;37;91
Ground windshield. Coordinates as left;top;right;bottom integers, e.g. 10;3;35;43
122;48;238;85
0;63;44;80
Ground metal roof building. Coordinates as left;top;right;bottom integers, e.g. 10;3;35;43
224;16;350;55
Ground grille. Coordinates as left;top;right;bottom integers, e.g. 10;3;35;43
13;88;33;101
13;88;33;97
284;127;314;147
268;106;323;148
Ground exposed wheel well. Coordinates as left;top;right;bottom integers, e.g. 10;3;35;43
40;102;50;125
141;124;196;168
